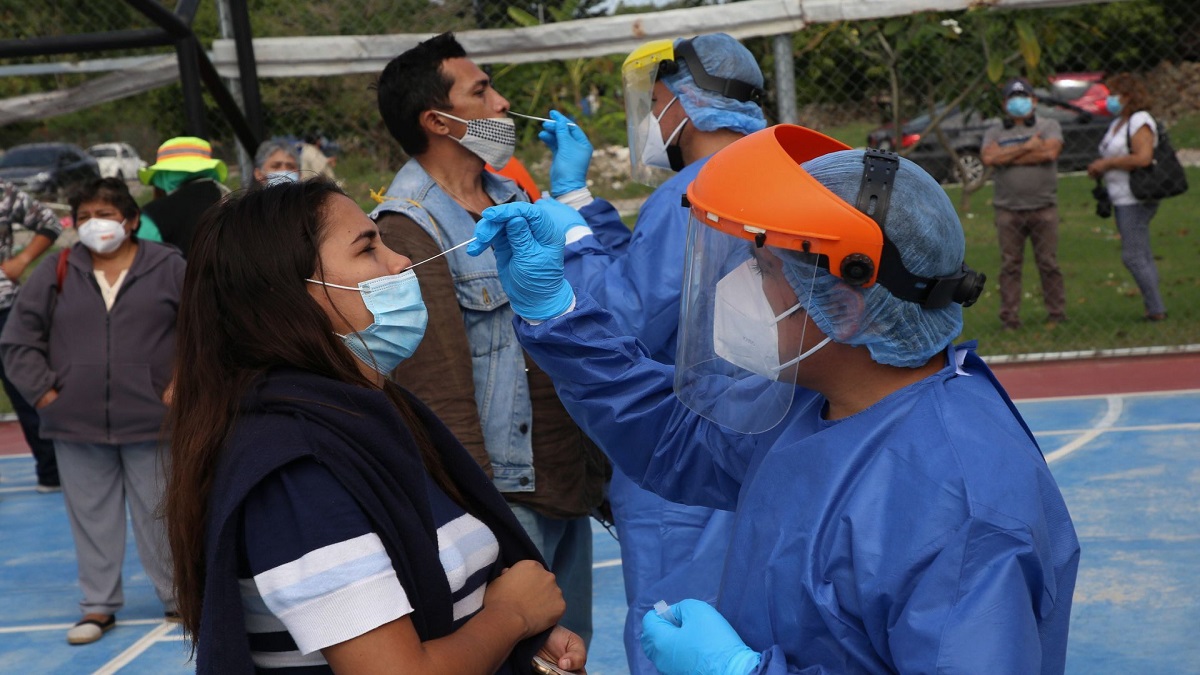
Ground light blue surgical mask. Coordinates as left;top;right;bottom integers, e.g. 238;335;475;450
266;171;299;185
1006;96;1033;118
306;269;428;375
1106;95;1123;116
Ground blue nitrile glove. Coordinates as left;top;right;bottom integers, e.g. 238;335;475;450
641;599;762;675
468;202;575;321
539;109;593;197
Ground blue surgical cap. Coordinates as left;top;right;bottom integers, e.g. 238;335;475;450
663;34;767;136
780;150;966;368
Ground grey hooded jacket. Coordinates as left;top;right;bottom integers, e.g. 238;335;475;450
0;241;185;443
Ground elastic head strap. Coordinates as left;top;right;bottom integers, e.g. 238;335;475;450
855;150;986;309
668;38;764;104
855;149;897;228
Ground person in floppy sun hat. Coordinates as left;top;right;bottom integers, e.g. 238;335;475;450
137;136;230;258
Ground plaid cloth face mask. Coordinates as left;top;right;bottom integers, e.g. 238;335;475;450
434;111;516;169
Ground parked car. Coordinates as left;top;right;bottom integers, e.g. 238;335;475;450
867;103;986;152
867;96;1111;190
0;143;101;200
87;142;145;180
1048;72;1110;117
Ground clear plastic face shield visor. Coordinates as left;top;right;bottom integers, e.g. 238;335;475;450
622;40;679;187
675;216;828;434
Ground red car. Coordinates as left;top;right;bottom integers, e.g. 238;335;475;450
1048;72;1111;117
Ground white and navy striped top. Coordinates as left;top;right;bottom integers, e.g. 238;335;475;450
237;458;506;673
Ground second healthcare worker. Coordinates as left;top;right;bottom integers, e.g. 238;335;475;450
538;32;765;674
469;125;1080;674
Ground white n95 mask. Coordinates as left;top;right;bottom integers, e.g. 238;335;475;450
713;259;829;380
78;218;128;254
639;97;688;171
434;111;516;169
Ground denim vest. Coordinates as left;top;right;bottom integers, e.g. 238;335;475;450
369;160;536;493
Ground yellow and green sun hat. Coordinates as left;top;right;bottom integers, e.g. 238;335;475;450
138;136;228;185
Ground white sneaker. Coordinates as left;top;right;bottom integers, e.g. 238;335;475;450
66;615;115;645
36;483;62;494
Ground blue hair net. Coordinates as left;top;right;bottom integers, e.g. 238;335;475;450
663;33;766;136
779;150;965;368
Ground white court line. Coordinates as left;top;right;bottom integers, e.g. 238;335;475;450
1045;395;1123;465
0;486;45;494
1036;422;1200;437
93;621;177;675
1013;387;1200;404
593;558;622;569
0;618;166;634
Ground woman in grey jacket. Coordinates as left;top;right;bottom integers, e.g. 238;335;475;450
0;177;186;645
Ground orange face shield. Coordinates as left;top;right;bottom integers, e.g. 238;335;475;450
684;125;885;287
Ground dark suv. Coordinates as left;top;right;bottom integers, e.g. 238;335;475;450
0;143;101;199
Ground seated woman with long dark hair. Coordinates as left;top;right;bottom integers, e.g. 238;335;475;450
163;178;585;674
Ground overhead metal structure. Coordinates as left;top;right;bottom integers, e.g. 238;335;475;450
0;0;262;156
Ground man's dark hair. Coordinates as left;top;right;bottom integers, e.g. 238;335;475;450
376;32;467;156
69;177;140;225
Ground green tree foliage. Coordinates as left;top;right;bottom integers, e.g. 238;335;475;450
0;0;1190;175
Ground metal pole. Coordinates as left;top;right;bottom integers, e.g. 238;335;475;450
217;0;254;187
0;29;172;59
773;34;797;125
176;38;207;138
228;0;264;140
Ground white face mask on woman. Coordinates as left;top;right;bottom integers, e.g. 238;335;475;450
433;111;517;169
78;218;128;254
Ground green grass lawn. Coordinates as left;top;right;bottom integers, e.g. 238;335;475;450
950;168;1200;356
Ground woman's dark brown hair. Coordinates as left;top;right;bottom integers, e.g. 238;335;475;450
69;177;141;238
164;178;457;646
1106;73;1152;117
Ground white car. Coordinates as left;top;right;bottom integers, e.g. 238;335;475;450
87;142;145;180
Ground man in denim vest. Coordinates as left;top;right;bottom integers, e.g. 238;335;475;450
370;32;609;646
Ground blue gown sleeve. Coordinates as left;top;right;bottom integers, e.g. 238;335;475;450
887;517;1048;673
516;292;757;510
577;198;632;250
563;188;689;359
744;519;1048;674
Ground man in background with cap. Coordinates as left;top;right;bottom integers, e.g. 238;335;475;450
982;76;1067;330
538;32;766;674
138;136;230;258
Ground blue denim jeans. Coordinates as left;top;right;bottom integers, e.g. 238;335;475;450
508;504;593;647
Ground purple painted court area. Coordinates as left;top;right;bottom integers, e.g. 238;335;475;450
1;388;1198;673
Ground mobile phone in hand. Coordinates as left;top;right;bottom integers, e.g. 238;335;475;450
532;655;576;675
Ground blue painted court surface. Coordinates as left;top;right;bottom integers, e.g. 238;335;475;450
1;389;1197;674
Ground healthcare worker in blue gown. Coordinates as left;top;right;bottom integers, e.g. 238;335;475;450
537;33;767;675
468;125;1081;674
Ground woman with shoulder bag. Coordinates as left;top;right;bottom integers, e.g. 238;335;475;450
0;177;184;644
1087;73;1167;321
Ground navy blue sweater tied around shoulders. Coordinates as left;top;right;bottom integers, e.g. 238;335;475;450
197;368;549;674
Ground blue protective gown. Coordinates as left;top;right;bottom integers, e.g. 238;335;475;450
517;293;1080;674
568;160;738;675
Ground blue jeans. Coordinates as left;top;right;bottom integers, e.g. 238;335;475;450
1114;202;1165;316
508;504;593;647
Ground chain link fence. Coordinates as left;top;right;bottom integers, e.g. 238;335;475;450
1;0;1197;359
